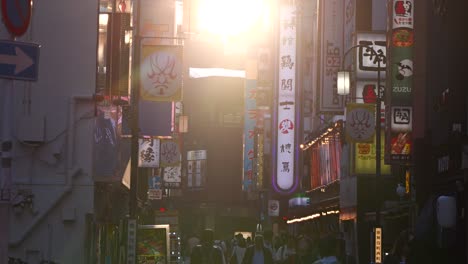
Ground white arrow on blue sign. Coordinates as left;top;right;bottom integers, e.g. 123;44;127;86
0;40;39;81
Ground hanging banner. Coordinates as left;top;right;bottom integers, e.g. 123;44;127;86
160;139;181;167
140;45;183;102
94;105;119;177
345;103;375;143
138;138;161;168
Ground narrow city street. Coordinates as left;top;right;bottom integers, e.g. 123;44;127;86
1;0;467;263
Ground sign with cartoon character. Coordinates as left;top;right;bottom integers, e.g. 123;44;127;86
389;106;413;162
386;0;414;164
140;45;182;101
392;0;413;29
391;48;413;105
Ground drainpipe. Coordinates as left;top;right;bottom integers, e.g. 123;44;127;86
0;80;13;264
9;95;93;247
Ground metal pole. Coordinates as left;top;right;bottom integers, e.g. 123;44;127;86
375;56;381;227
128;0;141;262
129;0;141;221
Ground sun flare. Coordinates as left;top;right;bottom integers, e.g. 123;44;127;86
197;0;271;37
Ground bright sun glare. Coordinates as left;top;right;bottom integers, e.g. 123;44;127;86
197;0;270;37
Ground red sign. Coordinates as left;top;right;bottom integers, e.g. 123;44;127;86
1;0;32;36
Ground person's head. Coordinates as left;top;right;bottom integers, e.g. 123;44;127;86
238;237;246;248
254;234;264;250
201;228;215;245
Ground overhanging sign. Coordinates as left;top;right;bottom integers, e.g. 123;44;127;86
0;40;39;81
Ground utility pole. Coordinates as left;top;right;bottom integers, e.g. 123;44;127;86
128;0;141;262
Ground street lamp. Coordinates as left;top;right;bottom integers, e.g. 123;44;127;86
337;44;386;263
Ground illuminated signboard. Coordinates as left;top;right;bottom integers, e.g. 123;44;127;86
375;227;382;264
274;2;297;193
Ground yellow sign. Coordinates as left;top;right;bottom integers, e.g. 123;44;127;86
354;133;391;175
375;227;382;264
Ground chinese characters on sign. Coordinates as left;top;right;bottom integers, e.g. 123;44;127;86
319;0;344;112
187;150;207;189
355;33;387;80
138;138;160;167
275;3;297;193
243;60;257;192
375;227;382;264
163;166;181;188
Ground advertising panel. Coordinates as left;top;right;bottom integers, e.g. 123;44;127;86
318;0;344;112
386;0;414;164
274;2;297;194
138;138;160;168
392;0;414;29
187;150;207;189
354;134;391;175
355;32;387;80
345;103;375;143
268;200;280;217
160;139;181;167
140;45;183;102
137;224;170;263
243;61;257;191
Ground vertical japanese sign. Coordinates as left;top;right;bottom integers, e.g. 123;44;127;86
274;1;297;193
375;227;383;264
243;60;257;192
138;138;160;167
187;150;207;189
386;0;414;164
318;0;344;112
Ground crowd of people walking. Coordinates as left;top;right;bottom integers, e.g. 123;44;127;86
183;229;343;264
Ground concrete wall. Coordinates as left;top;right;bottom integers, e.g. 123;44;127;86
2;0;99;263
